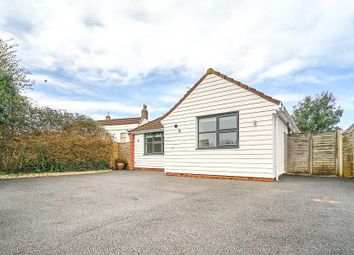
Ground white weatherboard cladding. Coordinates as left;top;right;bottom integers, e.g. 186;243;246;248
134;134;164;169
162;74;280;178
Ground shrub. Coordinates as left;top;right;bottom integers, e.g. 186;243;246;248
0;129;113;173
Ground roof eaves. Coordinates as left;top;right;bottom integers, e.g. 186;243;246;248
129;116;164;133
131;128;164;134
279;106;300;133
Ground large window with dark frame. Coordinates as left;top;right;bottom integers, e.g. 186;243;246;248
198;112;239;149
145;132;164;154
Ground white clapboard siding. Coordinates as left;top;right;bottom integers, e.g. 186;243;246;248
134;134;164;169
162;74;280;178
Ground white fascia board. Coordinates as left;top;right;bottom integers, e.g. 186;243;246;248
130;128;164;135
277;105;299;133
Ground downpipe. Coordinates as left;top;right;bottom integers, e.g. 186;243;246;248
272;112;279;181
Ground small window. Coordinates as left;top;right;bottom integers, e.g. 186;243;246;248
120;132;127;142
145;132;164;155
198;112;239;149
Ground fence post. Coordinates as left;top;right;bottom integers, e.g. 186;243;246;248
284;133;288;173
336;129;343;177
308;133;313;175
111;143;119;169
352;135;354;177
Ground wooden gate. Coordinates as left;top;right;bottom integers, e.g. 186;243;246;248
287;134;311;174
311;132;337;175
343;132;354;177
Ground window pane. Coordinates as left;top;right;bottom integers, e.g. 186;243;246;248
146;143;153;153
153;143;162;153
199;117;216;132
218;132;237;146
199;133;216;148
153;132;162;142
219;115;237;130
146;134;153;143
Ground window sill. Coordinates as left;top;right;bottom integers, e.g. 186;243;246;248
143;153;164;156
196;146;239;150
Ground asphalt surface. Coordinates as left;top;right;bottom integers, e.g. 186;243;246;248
0;171;353;255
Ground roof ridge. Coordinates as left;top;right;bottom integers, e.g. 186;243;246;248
96;116;142;126
97;116;141;121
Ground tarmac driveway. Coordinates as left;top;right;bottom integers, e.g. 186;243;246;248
0;171;353;255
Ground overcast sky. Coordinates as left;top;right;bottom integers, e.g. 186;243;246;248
1;0;354;128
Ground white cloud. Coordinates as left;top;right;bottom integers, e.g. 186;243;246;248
22;90;142;118
258;59;303;80
159;95;181;104
1;0;354;83
28;73;114;97
272;93;306;103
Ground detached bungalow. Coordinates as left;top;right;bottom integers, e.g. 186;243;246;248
129;68;298;181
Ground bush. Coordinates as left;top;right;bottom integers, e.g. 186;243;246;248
0;129;113;173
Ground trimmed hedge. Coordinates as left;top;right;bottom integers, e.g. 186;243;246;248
0;130;113;173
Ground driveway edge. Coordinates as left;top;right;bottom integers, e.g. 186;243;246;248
0;169;113;180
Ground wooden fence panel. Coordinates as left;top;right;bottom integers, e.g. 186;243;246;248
286;131;339;176
118;142;130;163
286;134;310;174
312;132;336;175
111;143;119;168
343;132;354;177
111;142;130;169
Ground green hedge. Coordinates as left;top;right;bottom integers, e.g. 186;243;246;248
0;130;113;174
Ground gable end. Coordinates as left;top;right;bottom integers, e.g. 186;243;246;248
163;68;281;120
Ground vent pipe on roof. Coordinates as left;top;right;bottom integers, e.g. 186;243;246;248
141;104;148;120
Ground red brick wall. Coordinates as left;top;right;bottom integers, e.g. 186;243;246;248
129;133;135;170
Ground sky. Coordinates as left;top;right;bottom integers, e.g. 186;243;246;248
1;0;354;128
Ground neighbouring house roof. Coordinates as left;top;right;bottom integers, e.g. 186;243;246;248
96;117;142;126
130;68;293;133
130;116;164;133
344;123;354;134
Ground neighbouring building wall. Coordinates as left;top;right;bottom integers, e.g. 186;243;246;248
104;123;140;142
162;74;279;179
134;134;164;169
